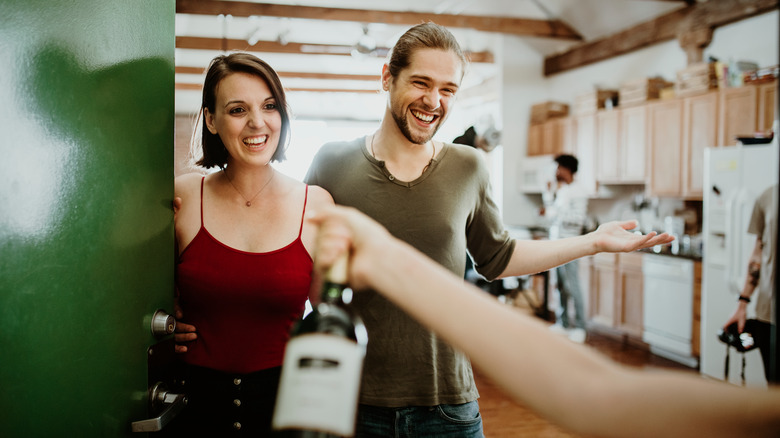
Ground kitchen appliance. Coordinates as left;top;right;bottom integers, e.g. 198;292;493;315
643;254;697;367
701;139;778;387
518;154;556;194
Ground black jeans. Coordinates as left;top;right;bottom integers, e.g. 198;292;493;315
750;319;776;383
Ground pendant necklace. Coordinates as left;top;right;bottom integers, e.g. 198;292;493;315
223;168;275;207
370;135;436;179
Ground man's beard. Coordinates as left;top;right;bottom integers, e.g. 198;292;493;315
391;106;441;145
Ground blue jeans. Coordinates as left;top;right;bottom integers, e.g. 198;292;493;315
555;259;586;329
355;401;483;438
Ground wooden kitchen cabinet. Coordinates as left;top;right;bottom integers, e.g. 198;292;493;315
647;91;718;199
616;252;644;338
574;114;598;196
541;118;561;155
589;253;617;328
588;252;644;339
717;82;777;146
559;116;576;155
757;81;777;133
596;110;620;182
527;117;571;156
596;106;647;184
718;85;757;146
681;91;718;198
527;122;544;155
619;105;648;182
647;99;683;197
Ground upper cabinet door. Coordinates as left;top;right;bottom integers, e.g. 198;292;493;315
574;114;598;197
682;92;719;198
718;86;758;146
757;81;777;133
620;105;648;183
647;100;683;197
596;110;621;183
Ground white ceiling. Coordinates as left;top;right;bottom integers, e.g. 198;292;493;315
174;0;687;119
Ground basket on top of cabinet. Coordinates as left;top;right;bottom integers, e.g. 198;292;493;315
619;77;673;107
574;89;618;115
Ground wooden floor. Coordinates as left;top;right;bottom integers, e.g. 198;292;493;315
475;300;696;438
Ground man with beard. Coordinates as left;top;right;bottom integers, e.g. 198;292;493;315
305;22;672;437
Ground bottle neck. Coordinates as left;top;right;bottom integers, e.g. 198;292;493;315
320;281;350;305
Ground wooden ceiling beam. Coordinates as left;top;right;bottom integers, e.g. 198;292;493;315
175;0;582;40
544;0;778;75
175;82;380;93
175;36;494;63
176;66;380;81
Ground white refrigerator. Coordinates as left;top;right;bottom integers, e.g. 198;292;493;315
701;140;778;387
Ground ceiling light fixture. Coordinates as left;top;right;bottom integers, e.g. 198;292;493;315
351;24;376;57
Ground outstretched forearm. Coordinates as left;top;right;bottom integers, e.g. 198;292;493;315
367;235;780;438
499;234;596;277
498;220;673;278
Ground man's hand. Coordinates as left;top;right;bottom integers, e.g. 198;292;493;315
592;220;674;253
174;296;197;353
723;305;749;333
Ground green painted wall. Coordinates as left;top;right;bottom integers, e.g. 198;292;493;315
0;1;175;435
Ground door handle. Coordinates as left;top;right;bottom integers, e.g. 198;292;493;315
151;309;176;337
131;382;186;432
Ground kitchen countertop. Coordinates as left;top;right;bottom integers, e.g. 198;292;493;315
639;246;702;262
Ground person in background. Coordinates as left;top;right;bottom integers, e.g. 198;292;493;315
310;204;780;438
172;53;334;435
540;154;589;343
305;22;672;437
722;184;777;383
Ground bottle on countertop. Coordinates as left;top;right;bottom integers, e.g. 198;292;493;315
272;253;368;437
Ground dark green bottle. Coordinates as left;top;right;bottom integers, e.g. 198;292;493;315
273;254;368;437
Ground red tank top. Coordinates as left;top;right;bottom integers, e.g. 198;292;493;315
176;177;312;373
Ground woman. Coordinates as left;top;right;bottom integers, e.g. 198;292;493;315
311;205;780;438
172;53;333;435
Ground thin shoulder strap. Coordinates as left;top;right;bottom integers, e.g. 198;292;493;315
200;176;205;227
298;185;309;238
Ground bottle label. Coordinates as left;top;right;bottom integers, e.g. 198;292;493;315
273;333;365;435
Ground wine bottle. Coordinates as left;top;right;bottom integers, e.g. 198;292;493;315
272;253;368;437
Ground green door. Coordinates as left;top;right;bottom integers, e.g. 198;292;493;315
0;1;176;436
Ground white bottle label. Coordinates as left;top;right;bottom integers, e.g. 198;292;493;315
273;333;365;436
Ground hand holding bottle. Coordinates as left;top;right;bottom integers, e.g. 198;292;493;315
311;205;394;292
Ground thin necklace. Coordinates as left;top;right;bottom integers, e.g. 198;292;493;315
223;168;275;207
370;135;436;179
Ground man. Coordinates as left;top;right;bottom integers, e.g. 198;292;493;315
541;154;589;343
305;22;671;437
722;184;777;383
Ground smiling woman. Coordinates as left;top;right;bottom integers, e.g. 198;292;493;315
171;52;335;436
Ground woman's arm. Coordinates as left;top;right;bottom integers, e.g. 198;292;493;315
311;206;780;438
172;173;203;353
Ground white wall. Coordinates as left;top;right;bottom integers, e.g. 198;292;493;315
501;10;779;228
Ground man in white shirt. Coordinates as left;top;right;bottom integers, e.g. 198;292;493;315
542;154;589;343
